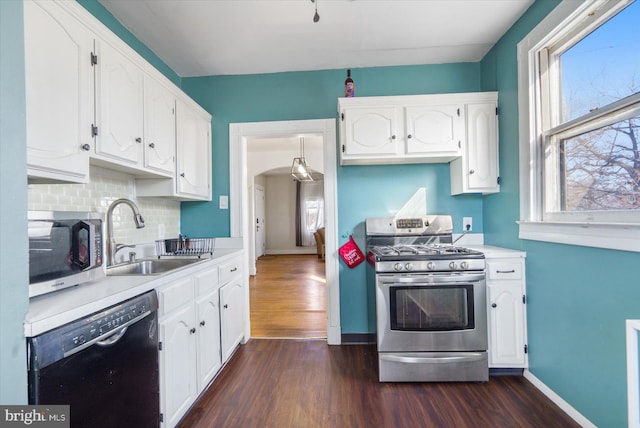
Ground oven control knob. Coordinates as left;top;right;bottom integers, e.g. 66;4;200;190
449;261;457;270
427;262;435;270
460;261;469;270
394;263;403;271
404;263;413;271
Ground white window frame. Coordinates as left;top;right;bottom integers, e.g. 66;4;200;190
517;0;640;252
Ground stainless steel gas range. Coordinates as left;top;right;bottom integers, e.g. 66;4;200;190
366;215;488;382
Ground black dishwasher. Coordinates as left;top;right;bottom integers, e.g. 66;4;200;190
27;290;160;428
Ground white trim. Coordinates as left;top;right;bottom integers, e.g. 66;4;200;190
518;221;640;253
517;0;640;252
229;119;341;345
627;320;640;428
523;370;597;428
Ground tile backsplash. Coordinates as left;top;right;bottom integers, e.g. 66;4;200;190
28;166;180;248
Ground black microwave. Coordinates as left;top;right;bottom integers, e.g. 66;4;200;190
28;211;104;298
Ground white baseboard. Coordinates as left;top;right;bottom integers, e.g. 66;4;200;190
523;370;596;428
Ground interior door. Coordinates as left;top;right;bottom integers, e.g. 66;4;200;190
254;184;266;260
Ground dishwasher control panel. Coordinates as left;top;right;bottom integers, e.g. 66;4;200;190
62;299;152;353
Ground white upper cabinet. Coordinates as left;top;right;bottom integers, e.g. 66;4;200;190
450;93;500;195
341;107;398;157
176;100;212;200
94;39;145;168
136;99;212;201
338;94;467;165
144;77;176;176
23;0;94;184
339;92;500;195
24;0;209;198
94;40;176;177
405;104;464;155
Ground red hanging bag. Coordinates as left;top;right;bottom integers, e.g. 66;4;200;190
339;235;365;268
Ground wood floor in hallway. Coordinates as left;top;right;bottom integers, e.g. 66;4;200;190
249;254;326;339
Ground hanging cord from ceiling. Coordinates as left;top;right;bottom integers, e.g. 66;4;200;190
311;0;320;22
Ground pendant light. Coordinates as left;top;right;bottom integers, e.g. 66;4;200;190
291;137;314;181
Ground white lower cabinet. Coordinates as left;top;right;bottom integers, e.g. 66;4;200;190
194;270;222;391
219;257;246;361
486;256;528;368
157;254;244;427
157;265;220;427
159;299;198;428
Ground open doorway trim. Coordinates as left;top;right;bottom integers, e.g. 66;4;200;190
229;119;340;345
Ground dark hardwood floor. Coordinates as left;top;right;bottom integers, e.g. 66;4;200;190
179;255;578;427
179;339;579;428
249;255;326;339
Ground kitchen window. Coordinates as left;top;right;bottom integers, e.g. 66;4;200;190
517;0;640;252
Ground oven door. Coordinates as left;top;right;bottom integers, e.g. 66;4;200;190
376;272;487;353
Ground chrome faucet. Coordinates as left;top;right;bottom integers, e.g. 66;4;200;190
106;198;145;266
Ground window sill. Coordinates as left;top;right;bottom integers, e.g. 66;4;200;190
518;220;640;253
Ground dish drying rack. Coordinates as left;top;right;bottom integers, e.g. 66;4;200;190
155;237;215;258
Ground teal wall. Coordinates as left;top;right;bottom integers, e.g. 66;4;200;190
180;64;485;333
482;1;640;426
0;0;29;404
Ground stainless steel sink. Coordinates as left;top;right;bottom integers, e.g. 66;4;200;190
107;258;205;276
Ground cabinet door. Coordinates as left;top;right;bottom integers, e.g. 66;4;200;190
176;100;211;200
405;104;464;155
466;102;499;191
159;304;197;428
144;77;176;176
195;290;222;392
488;282;526;367
220;278;245;361
24;0;93;184
95;40;144;166
341;107;398;157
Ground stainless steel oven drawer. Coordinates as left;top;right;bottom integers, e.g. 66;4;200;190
378;351;488;382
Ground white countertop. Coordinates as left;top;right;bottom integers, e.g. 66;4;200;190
25;248;243;337
467;245;526;258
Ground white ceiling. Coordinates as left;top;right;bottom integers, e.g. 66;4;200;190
98;0;533;77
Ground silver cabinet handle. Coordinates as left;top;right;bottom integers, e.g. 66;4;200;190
469;169;475;174
496;269;516;274
135;137;142;143
81;144;91;151
148;142;155;148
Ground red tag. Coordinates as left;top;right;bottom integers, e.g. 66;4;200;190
339;236;365;268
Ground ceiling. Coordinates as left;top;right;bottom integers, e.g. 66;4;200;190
98;0;534;77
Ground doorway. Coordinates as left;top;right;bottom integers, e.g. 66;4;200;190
229;119;340;344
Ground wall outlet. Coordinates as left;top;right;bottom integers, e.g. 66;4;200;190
463;217;472;232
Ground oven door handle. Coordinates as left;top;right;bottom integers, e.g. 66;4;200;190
378;274;485;285
380;353;486;364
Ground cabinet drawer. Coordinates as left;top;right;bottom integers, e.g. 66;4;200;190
157;276;194;315
195;266;219;296
486;260;523;281
219;256;242;285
